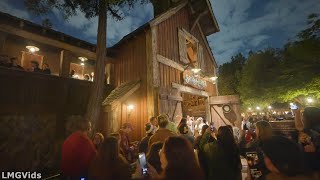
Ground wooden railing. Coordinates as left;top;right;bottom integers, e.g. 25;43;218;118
0;67;111;115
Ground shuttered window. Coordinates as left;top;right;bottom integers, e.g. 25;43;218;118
197;44;205;71
178;31;188;64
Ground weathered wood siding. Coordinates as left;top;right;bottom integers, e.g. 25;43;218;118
159;63;181;88
157;8;189;63
157;7;217;95
109;33;148;141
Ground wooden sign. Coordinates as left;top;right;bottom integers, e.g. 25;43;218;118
183;70;207;90
269;121;298;142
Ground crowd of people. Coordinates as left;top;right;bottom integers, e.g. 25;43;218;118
60;107;320;180
0;54;52;74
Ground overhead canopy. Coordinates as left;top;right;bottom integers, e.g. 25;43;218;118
189;0;220;36
102;80;140;111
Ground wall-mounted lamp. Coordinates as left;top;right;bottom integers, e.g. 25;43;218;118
127;104;134;111
210;76;218;81
78;57;88;62
256;106;260;110
26;46;40;53
191;68;201;73
268;106;272;109
80;63;85;66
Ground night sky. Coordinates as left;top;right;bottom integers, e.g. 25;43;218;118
1;0;319;65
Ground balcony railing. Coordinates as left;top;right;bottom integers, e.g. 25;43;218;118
0;67;95;115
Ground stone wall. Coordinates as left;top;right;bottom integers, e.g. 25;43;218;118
0;114;73;176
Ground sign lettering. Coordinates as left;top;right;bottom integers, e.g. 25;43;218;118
183;73;207;90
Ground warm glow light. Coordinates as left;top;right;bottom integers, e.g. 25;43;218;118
307;97;313;103
248;107;252;110
191;68;201;73
80;63;85;66
78;57;88;62
289;103;294;106
256;106;260;110
127;105;134;111
26;46;40;53
268;106;272;109
210;76;218;81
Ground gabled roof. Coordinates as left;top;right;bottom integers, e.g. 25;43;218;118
111;0;220;49
0;11;96;52
102;80;140;108
189;0;220;35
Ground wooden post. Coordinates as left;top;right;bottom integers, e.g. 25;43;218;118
59;50;64;77
0;31;7;53
146;29;155;119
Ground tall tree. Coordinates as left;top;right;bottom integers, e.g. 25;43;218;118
218;53;245;95
24;0;144;131
276;13;320;103
238;48;281;107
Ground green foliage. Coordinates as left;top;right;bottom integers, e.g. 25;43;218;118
219;13;320;107
218;53;245;95
238;49;281;106
41;18;52;28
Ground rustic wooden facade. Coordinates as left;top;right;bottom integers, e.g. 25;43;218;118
102;0;221;140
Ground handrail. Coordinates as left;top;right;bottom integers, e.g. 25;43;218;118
42;174;61;180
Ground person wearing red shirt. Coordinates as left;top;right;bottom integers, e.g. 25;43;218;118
61;116;96;179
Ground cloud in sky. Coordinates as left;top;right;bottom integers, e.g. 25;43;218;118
1;0;319;65
52;2;153;46
0;0;30;19
209;0;320;65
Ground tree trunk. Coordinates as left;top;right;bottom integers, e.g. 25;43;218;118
86;0;107;132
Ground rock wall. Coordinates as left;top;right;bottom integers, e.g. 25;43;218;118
0;114;67;176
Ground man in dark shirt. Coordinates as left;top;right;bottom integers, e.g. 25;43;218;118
30;61;41;72
139;123;154;154
9;57;24;70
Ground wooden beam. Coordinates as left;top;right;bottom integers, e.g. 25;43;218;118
146;29;155;119
152;27;160;87
209;95;240;105
190;10;209;32
0;31;7;53
168;95;183;102
59;50;64;77
157;54;184;72
150;1;188;27
0;24;96;59
172;82;209;97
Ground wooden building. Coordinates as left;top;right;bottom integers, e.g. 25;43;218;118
0;0;242;143
100;0;226;140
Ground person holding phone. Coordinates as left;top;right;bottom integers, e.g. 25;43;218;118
134;136;205;180
240;120;273;180
294;106;320;173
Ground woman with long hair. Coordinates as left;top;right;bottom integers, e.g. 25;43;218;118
148;136;205;180
146;141;163;174
203;126;242;180
255;120;273;141
241;120;273;180
89;137;131;180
